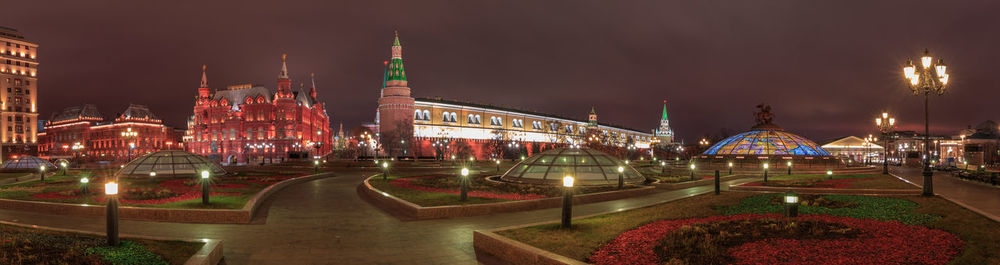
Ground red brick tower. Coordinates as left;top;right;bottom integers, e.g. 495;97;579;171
276;54;293;100
377;31;415;148
198;65;210;99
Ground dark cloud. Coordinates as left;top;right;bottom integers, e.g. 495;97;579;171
8;0;999;142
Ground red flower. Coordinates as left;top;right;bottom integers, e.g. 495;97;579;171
31;191;80;199
589;213;963;265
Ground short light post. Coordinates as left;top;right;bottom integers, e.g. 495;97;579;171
60;161;68;176
149;171;156;179
827;170;833;179
382;162;389;181
561;176;574;229
786;161;792;175
964;161;969;171
200;170;210;205
714;170;721;195
105;182;119;246
783;192;799;217
660;161;666;174
728;162;733;175
495;160;501;173
617;166;625;190
80;177;90;194
689;164;696;181
39;165;46;181
763;163;769;183
313;160;320;173
460;168;469;201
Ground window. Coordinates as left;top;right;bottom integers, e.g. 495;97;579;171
414;110;421;120
442;112;452;122
467;114;475;124
423;110;430;121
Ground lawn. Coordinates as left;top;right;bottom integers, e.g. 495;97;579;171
496;192;999;264
0;168;307;209
740;173;918;189
0;223;203;265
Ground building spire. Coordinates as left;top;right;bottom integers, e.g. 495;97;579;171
310;72;318;99
385;31;407;83
661;99;669;120
279;53;289;79
200;64;208;88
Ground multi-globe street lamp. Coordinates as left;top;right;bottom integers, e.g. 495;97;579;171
863;134;877;166
903;49;949;196
876;112;896;174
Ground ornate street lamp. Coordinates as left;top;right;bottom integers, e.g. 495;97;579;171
903;49;949;196
876;112;896;174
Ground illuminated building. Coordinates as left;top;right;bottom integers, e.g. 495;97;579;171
696;104;839;168
820;136;884;165
37;104;183;161
653;100;675;145
372;32;654;159
184;56;332;164
0;26;39;159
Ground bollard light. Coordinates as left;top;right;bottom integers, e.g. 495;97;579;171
80;177;90;194
496;160;501;172
827;170;833;179
200;170;211;204
150;171;157;177
460;168;470;201
617;166;625;190
660;161;666;173
787;161;792;175
763;163;769;182
60;161;68;176
561;175;574;228
382;161;389;181
783;193;799;217
39;165;46;181
728;162;734;175
105;181;119;246
690;163;697;180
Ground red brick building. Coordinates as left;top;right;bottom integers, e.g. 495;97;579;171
185;56;332;165
38;104;184;161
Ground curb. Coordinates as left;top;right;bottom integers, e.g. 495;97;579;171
729;185;921;195
359;175;658;220
0;219;223;265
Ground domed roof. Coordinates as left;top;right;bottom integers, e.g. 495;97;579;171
703;130;831;156
0;156;55;172
500;148;643;186
116;150;225;178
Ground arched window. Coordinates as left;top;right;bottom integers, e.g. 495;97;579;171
468;114;475;123
423;110;430;121
245;96;253;105
450;112;457;122
475;115;481;124
414;110;421;120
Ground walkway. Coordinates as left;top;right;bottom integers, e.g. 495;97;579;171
891;166;1000;220
0;168;753;264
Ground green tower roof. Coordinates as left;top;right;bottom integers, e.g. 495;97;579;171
385;32;406;83
661;100;668;120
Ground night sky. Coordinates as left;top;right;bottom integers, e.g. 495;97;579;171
8;1;1000;143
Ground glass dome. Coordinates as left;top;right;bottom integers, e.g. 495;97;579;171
0;156;55;172
116;150;226;178
703;130;831;156
500;148;643;186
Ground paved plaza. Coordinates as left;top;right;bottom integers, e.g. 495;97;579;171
0;166;995;264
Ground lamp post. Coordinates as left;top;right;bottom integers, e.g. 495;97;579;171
763;163;769;183
827;170;834;179
864;134;876;166
561;176;574;229
689;163;696;181
903;49;948;196
200;170;210;204
728;162;733;175
80;177;89;194
60;161;68;176
495;160;501;173
783;192;799;217
714;170;721;195
786;161;792;175
382;161;389;181
876;112;896;174
660;161;666;174
460;168;469;201
313;159;320;173
105;182;119;246
617;166;625;190
39;165;45;181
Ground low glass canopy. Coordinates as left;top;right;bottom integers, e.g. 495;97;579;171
500;148;643;186
0;156;56;172
116;150;226;178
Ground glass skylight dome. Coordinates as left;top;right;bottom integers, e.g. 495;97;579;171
703;130;831;156
500;148;643;186
116;150;226;178
0;156;55;172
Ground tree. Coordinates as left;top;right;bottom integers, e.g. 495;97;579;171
451;138;473;160
380;120;414;158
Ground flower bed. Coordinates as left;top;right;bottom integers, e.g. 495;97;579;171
0;223;202;264
391;176;547;200
723;193;940;225
30;190;82;199
157;179;249;190
590;213;963;265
